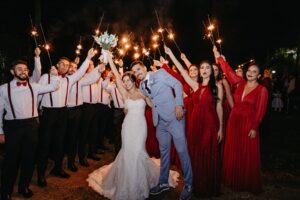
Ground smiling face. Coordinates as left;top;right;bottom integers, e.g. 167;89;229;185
199;62;212;79
11;63;29;81
188;65;199;79
131;63;147;81
246;65;260;81
57;58;70;75
68;62;78;75
122;75;135;90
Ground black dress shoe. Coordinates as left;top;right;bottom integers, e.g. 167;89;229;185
79;158;90;167
18;187;33;198
1;193;12;200
68;163;78;172
87;154;101;161
50;169;70;178
37;175;47;187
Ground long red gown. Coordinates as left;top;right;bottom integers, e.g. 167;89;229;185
218;57;268;194
161;64;193;170
189;84;220;197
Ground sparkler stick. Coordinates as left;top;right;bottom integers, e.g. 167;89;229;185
216;26;223;55
39;23;53;66
154;9;167;59
151;28;161;57
207;15;216;44
154;9;166;45
141;37;154;62
29;14;38;47
202;21;215;46
91;13;105;48
165;28;182;54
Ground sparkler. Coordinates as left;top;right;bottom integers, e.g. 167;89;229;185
216;26;223;55
202;21;215;46
91;13;104;48
29;15;38;47
75;36;82;55
151;28;161;57
39;23;53;66
165;29;182;54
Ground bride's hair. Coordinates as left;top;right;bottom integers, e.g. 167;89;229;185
122;72;137;85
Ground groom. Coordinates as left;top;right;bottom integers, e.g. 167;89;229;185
131;61;193;200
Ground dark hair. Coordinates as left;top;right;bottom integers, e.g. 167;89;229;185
199;60;219;103
10;60;28;69
130;61;144;69
122;72;137;85
247;64;261;73
58;57;70;63
212;63;223;81
188;64;201;83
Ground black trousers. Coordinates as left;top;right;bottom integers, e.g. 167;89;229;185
65;106;82;164
113;108;125;156
1;118;39;196
37;107;68;175
78;103;98;159
96;103;111;148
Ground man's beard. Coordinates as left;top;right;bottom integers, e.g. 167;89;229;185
15;73;28;81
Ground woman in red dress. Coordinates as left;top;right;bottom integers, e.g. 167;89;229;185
165;46;223;197
212;63;234;159
213;46;268;194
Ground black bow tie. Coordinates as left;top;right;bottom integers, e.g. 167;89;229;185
144;80;151;94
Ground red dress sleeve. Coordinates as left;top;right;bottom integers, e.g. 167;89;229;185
161;64;185;84
251;86;268;132
217;57;243;85
161;64;190;95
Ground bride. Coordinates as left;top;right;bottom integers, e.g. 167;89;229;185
87;51;179;200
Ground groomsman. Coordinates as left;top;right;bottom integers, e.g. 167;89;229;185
36;48;95;187
79;60;101;166
66;60;105;171
0;50;59;200
106;73;125;157
95;69;111;152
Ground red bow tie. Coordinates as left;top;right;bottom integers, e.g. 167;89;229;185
16;81;27;87
59;73;66;78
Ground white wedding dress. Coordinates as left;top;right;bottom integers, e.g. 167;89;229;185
87;98;179;200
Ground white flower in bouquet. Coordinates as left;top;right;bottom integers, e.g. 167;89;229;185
93;31;118;63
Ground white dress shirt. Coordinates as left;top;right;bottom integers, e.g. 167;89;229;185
29;56;42;83
106;82;124;109
97;78;110;105
38;58;91;108
67;67;101;107
0;78;59;134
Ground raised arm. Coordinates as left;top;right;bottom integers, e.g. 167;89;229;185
30;47;42;83
106;50;127;99
69;48;95;85
180;53;192;68
80;64;105;86
222;78;234;108
37;70;60;94
164;46;198;91
213;46;243;85
216;83;224;143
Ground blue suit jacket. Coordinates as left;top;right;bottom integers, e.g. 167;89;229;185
140;69;184;126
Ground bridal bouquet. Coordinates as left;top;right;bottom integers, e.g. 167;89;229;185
93;31;118;64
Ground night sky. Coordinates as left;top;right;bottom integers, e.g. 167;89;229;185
0;0;299;70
